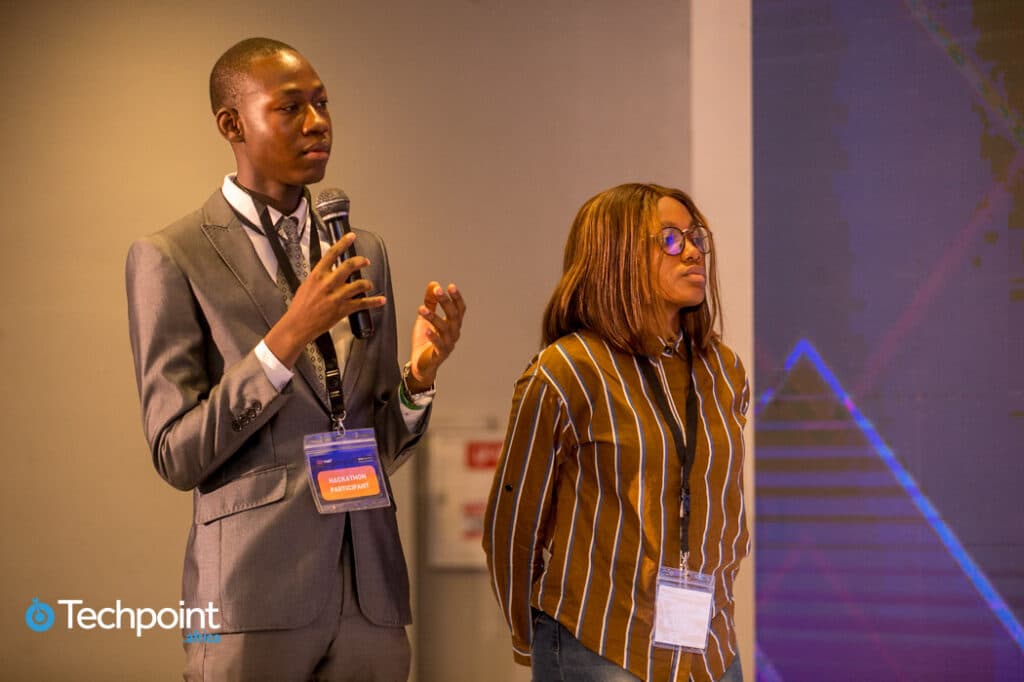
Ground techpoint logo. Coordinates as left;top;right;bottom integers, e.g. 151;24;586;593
25;598;55;632
24;597;221;639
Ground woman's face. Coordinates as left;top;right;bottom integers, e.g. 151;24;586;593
651;196;707;332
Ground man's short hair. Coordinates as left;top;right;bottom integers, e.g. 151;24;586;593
209;37;298;113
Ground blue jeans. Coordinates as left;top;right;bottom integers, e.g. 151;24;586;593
719;652;743;682
530;611;744;682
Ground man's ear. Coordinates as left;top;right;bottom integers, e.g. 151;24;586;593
216;107;244;143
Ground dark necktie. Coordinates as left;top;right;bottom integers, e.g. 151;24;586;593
274;215;327;391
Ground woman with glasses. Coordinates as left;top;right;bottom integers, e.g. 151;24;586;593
484;183;749;682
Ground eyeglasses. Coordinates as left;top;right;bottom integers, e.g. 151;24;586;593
655;223;712;255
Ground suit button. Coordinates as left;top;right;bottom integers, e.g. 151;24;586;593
231;419;242;432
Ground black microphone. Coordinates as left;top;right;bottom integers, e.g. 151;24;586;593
315;188;375;339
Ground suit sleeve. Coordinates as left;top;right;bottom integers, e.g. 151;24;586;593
483;361;566;666
126;237;287;491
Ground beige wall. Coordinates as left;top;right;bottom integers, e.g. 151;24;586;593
0;1;751;679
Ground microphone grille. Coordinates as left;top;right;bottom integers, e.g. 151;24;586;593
315;187;350;220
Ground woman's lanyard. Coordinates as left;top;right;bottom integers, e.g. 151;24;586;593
637;332;698;559
232;188;348;432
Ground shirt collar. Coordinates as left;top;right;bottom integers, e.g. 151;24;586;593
657;330;686;357
220;174;309;239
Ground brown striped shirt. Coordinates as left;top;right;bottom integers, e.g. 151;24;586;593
483;331;750;681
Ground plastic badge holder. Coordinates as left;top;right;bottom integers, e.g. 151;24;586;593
652;566;715;653
304;428;392;514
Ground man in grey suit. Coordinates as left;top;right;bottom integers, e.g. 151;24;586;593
126;37;465;681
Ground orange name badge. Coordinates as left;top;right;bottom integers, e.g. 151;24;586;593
317;465;381;501
304;428;392;514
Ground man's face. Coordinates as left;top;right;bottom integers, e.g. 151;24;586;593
232;49;331;200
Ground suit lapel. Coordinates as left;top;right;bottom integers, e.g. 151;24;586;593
342;331;367;406
199;191;330;412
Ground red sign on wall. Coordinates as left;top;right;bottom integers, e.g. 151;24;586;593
466;441;502;469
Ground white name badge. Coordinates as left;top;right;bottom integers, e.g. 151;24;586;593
653;566;714;653
303;428;392;514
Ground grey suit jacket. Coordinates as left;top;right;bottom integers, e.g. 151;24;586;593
126;189;426;633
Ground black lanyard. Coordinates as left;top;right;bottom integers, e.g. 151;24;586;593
637;333;698;555
230;188;347;431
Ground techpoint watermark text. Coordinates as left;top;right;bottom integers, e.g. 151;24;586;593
25;598;220;638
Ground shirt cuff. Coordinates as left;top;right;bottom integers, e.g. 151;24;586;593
255;339;294;392
400;378;433;431
400;393;432;432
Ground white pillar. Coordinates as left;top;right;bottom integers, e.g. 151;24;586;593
690;0;755;674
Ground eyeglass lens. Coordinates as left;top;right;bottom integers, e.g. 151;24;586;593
661;226;710;255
